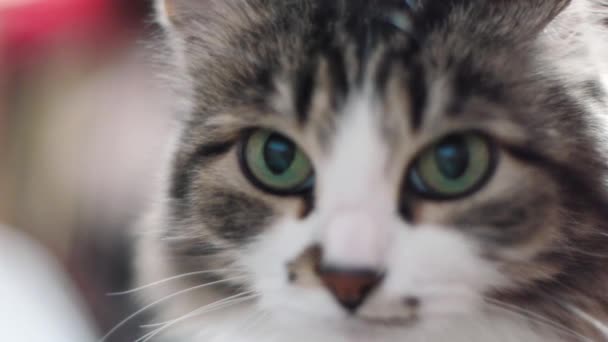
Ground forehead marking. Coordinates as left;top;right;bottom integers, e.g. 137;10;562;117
319;89;395;212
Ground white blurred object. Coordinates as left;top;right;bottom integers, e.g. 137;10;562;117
0;225;98;342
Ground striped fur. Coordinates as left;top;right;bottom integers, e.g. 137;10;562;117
133;1;608;341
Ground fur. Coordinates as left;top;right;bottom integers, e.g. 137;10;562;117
126;1;608;341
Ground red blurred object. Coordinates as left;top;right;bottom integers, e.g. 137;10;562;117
0;0;131;63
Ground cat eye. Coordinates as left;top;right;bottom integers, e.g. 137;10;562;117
240;129;314;195
407;133;496;199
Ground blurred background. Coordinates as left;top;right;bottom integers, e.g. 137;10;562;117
0;0;173;340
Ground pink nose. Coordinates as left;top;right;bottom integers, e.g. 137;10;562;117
318;266;383;313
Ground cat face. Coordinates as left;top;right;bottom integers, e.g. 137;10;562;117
140;0;608;340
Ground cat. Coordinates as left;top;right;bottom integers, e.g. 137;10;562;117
129;0;608;341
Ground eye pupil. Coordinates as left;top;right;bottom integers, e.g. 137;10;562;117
407;133;495;199
264;133;296;174
243;129;314;194
435;136;469;180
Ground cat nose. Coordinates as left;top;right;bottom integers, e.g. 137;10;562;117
318;266;383;313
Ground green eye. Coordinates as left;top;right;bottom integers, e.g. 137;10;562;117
241;129;314;194
408;133;495;199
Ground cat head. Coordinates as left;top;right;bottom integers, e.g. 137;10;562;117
141;0;608;338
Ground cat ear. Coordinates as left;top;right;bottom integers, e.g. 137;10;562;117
437;0;572;42
155;0;172;28
480;0;572;38
154;0;259;36
155;0;219;29
155;0;206;28
509;0;572;33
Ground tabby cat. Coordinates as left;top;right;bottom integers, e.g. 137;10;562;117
132;0;608;341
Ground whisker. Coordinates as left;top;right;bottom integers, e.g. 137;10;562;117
561;244;608;259
484;297;592;342
217;306;269;340
136;292;259;342
190;300;266;342
141;291;256;329
107;269;236;296
567;305;608;338
98;276;247;342
238;308;269;333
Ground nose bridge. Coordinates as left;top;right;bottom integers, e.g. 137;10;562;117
319;160;394;266
317;93;395;270
318;90;395;203
322;211;391;270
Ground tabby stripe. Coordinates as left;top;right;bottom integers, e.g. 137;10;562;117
170;140;237;200
325;47;350;109
294;60;318;125
581;79;606;105
408;62;427;131
503;143;608;220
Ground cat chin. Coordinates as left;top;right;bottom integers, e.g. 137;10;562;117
164;301;564;342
